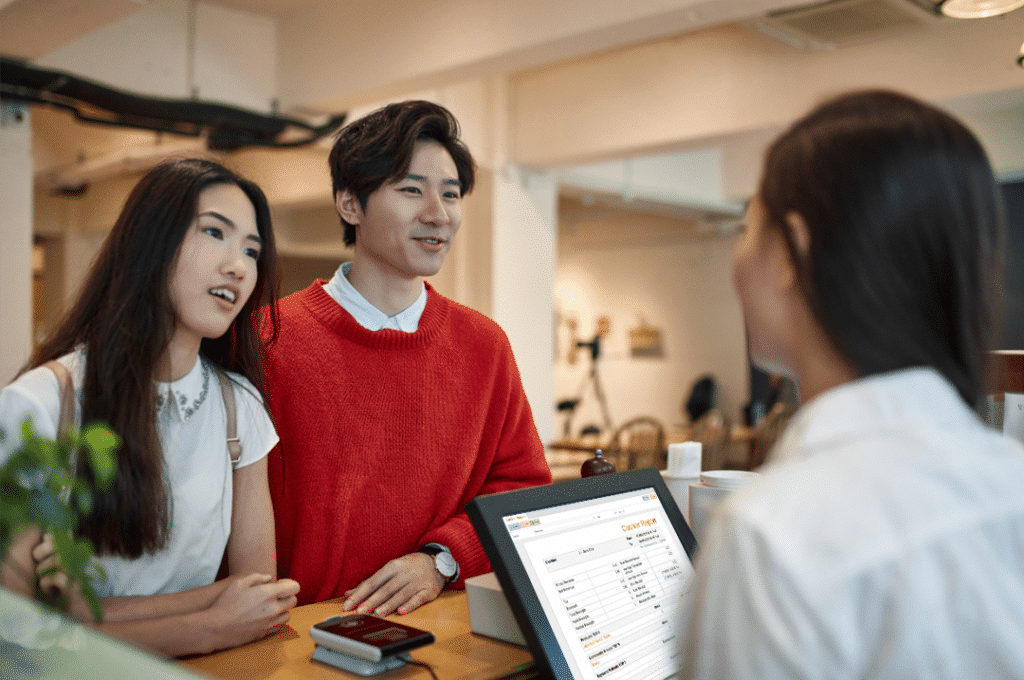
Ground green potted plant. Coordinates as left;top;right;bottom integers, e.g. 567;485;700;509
0;416;118;621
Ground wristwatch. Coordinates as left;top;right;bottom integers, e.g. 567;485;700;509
418;543;459;586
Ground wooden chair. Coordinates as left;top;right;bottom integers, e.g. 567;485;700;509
606;416;667;470
689;409;730;471
749;402;796;469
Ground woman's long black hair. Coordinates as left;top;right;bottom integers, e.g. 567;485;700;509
28;157;280;557
758;90;1005;410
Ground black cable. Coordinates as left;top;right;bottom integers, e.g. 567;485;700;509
405;659;440;680
0;55;347;151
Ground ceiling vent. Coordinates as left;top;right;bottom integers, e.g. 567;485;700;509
750;0;945;50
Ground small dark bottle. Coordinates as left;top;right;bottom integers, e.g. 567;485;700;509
581;449;616;478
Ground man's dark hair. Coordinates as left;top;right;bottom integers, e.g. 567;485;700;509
759;89;1005;410
328;100;476;246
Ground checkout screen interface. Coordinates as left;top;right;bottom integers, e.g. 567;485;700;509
503;488;694;680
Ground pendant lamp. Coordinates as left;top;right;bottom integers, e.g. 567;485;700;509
937;0;1024;18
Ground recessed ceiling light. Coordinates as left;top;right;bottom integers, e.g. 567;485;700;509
938;0;1024;19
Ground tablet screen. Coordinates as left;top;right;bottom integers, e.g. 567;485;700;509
468;469;697;680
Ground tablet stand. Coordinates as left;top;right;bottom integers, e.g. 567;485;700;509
311;645;411;676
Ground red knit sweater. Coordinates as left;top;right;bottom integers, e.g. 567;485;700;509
264;281;551;604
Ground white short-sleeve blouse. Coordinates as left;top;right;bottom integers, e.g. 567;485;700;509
0;351;278;597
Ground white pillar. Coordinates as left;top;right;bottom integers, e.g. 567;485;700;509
440;77;558;445
492;166;558;445
0;103;33;386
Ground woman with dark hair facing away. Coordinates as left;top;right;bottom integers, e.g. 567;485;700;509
0;158;299;656
680;91;1024;678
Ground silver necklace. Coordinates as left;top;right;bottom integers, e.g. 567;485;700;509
156;358;210;421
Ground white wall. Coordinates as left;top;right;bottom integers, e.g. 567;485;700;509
947;96;1024;180
36;0;277;112
33;172;147;312
557;147;737;213
555;198;747;438
0;104;33;385
509;15;1024;167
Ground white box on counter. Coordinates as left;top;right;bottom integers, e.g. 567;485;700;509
465;571;527;647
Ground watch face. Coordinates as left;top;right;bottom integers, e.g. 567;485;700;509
435;551;457;578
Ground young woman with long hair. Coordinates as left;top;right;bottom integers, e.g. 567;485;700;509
681;91;1024;678
0;157;298;656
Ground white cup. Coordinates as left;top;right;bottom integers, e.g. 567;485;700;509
661;471;699;524
689;470;760;543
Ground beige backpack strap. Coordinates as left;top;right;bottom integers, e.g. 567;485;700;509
43;360;75;437
43;360;77;504
215;369;242;467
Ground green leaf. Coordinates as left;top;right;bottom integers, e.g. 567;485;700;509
78;576;104;623
49;530;71;565
82;423;119;488
48;469;72;494
2;415;116;620
20;419;57;465
0;477;29;505
58;533;88;575
76;488;93;515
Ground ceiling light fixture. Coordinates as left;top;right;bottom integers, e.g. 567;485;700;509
937;0;1024;18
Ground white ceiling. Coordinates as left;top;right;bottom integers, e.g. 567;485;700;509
3;0;1022;218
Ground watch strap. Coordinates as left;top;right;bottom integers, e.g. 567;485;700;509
418;543;460;584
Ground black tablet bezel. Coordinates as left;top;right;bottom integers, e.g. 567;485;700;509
467;468;698;680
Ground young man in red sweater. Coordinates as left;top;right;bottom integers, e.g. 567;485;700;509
263;101;552;614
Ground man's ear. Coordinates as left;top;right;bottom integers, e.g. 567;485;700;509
336;189;363;225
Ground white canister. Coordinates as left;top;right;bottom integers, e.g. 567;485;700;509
663;441;702;523
689;470;760;543
667;441;702;477
662;472;699;524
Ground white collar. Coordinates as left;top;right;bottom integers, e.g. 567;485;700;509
155;355;210;422
772;367;978;466
323;261;428;332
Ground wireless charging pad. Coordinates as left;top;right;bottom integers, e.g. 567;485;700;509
311;645;411;676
